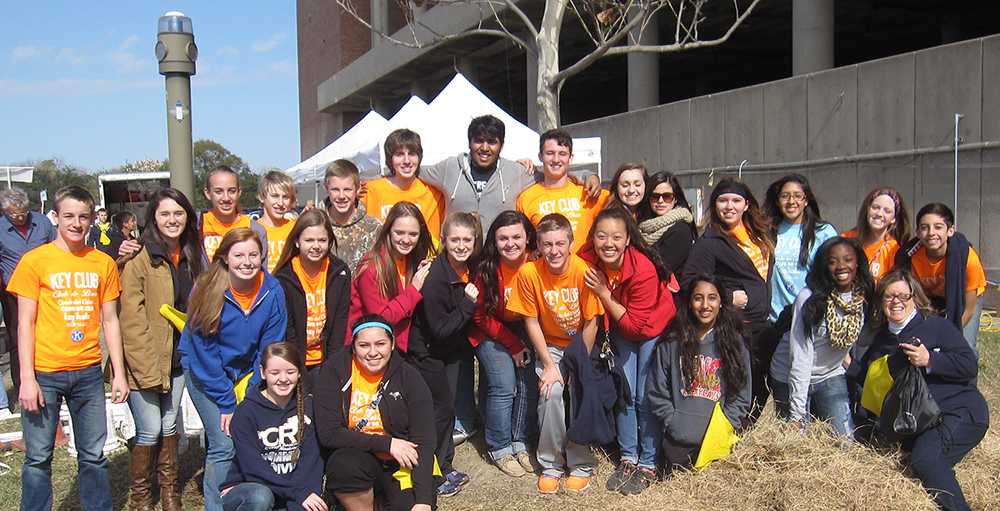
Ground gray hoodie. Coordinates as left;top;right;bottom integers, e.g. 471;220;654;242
422;154;595;230
646;330;752;446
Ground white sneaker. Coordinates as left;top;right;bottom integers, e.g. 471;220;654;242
0;408;17;421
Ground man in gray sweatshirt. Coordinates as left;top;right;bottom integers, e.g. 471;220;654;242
420;115;601;230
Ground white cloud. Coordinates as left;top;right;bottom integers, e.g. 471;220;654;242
11;45;45;62
109;50;149;74
119;34;141;51
268;59;294;74
216;45;240;57
251;33;285;53
56;48;85;66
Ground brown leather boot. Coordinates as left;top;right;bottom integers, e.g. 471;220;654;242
128;443;157;511
158;434;184;511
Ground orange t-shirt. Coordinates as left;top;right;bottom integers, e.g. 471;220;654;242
362;177;445;245
6;243;122;372
261;220;295;275
842;229;899;281
202;211;252;262
167;246;181;268
909;245;987;297
348;359;387;439
506;256;604;348
605;268;622;292
498;261;521;322
728;223;770;280
393;256;408;287
230;272;263;312
292;257;329;366
516;180;610;252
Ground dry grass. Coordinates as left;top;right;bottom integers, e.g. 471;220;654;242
1;334;999;510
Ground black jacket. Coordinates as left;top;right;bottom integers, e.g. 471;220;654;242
653;221;696;274
681;226;774;324
274;255;351;367
314;348;437;506
223;388;324;511
408;255;476;360
560;334;625;445
847;313;987;425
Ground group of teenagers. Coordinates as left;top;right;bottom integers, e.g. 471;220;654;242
0;114;989;511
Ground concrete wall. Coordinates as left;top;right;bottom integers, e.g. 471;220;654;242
565;35;1000;275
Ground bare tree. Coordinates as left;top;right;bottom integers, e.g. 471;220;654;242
337;0;762;129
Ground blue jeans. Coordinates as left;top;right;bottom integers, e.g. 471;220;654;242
186;372;235;511
447;351;479;434
613;334;659;469
475;339;538;460
962;297;982;353
128;372;185;445
771;375;854;438
222;482;277;511
21;365;111;511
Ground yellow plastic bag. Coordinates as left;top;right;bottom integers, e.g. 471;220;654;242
392;456;443;490
861;354;893;416
233;371;254;404
159;304;187;332
694;402;740;470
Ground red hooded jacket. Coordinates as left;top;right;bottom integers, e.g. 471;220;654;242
577;242;678;341
346;255;423;352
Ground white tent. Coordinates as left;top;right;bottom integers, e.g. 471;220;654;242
286;73;604;200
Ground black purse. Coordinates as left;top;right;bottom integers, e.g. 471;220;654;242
878;357;941;440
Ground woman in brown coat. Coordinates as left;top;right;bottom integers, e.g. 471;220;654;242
119;188;203;511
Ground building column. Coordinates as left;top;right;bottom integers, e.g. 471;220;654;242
792;0;834;75
371;0;389;48
526;51;539;131
627;13;659;110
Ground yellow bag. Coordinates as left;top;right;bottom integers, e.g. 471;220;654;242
392;456;443;490
861;355;893;416
694;402;740;470
159;304;187;332
233;371;254;404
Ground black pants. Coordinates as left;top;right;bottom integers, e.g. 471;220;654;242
1;288;20;407
406;353;455;475
744;321;779;428
326;447;426;511
903;409;988;511
661;435;699;476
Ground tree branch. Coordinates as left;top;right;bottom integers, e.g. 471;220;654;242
504;0;540;42
551;11;645;85
603;0;761;55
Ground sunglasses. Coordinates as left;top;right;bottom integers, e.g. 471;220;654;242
650;192;675;203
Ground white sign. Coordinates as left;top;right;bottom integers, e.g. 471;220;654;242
40;190;47;201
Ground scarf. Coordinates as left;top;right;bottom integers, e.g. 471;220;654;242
638;207;693;245
826;288;866;349
728;223;770;280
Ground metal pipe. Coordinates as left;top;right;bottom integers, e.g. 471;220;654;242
955;113;963;225
674;140;1000;177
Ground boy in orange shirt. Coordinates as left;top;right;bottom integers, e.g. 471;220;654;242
8;185;128;511
256;170;297;274
361;129;446;246
201;165;270;266
899;202;987;350
506;213;603;495
516;129;610;253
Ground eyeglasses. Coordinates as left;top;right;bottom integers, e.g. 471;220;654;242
882;293;913;304
779;192;806;202
650;192;675;203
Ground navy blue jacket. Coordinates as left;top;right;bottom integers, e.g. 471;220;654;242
681;226;774;324
223;388;324;510
560;334;626;446
896;233;971;331
848;313;988;425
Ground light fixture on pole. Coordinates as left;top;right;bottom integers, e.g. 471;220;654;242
156;11;197;200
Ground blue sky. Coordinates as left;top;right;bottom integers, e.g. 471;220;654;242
1;2;299;172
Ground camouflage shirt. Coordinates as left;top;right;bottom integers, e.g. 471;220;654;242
329;205;381;275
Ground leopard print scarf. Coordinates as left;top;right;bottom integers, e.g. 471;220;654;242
826;288;865;349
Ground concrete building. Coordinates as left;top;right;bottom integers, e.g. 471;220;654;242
297;0;1000;273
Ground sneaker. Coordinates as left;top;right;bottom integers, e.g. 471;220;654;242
494;455;526;477
515;451;534;473
605;461;636;491
445;470;471;487
437;478;463;498
537;474;560;494
0;408;17;422
452;428;475;446
619;467;656;495
564;475;592;493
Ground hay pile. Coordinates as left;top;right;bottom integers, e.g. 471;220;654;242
448;410;1000;510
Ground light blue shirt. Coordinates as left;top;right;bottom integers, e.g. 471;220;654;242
0;211;56;286
769;221;838;322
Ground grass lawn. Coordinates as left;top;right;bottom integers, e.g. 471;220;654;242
1;332;998;510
